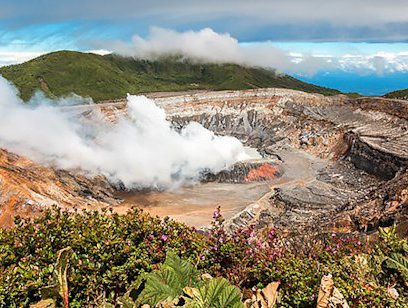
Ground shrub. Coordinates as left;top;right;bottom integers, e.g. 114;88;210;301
0;206;407;307
0;206;206;307
119;251;243;307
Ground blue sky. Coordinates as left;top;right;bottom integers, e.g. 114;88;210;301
1;0;408;95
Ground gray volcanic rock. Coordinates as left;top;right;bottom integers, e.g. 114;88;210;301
146;88;407;233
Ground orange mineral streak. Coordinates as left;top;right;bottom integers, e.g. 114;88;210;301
245;164;280;182
0;148;117;229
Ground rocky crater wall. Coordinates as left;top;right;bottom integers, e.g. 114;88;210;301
345;132;408;180
4;88;407;234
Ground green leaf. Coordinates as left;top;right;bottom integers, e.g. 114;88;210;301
184;277;243;308
136;251;201;306
403;243;408;254
383;253;408;280
118;295;137;308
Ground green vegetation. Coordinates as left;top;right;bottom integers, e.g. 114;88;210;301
344;92;363;98
384;89;408;100
0;207;206;307
0;50;340;102
120;251;243;307
0;207;407;307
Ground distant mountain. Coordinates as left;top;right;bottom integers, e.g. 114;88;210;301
384;88;408;100
0;50;340;102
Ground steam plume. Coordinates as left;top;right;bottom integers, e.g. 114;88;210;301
0;77;248;189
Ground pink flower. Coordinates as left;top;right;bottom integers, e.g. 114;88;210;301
310;294;316;300
148;235;155;240
161;235;168;241
268;228;277;239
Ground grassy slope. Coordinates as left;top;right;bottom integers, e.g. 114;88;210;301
0;50;340;102
384;88;408;100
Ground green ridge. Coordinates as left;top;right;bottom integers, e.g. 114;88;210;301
0;50;340;102
384;88;408;100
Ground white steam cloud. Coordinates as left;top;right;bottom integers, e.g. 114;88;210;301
0;77;248;189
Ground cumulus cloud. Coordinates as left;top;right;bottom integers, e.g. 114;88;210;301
0;77;248;189
110;27;334;75
109;27;408;76
337;52;408;75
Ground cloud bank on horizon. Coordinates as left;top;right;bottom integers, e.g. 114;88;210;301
2;27;408;77
1;0;408;92
105;27;408;76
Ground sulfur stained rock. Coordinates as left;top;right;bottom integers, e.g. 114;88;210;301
0;148;118;227
202;160;282;183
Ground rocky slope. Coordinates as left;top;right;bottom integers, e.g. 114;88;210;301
152;89;408;234
1;88;407;236
0;149;118;228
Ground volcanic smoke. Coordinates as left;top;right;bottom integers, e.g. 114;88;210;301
0;76;248;189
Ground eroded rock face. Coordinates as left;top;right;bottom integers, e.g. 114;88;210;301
144;89;407;234
345;132;408;180
0;149;118;227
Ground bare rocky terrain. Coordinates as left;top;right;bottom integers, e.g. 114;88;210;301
1;88;407;237
0;149;118;227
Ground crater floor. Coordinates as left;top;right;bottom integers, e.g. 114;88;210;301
1;88;407;236
116;181;270;228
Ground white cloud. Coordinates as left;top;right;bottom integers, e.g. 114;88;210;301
3;28;408;76
86;49;111;56
110;27;408;76
335;52;408;75
110;27;334;75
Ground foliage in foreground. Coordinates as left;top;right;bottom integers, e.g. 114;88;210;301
0;206;206;306
0;206;407;307
119;251;243;307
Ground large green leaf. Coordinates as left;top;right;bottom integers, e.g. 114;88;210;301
136;251;201;306
184;277;243;308
384;253;408;280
